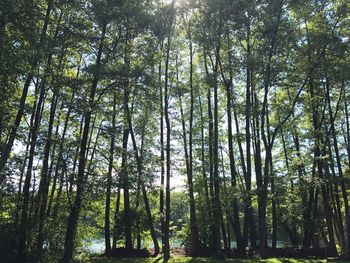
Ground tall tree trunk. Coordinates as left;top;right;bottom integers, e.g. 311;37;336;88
15;80;40;228
177;52;200;256
198;93;210;209
18;27;56;259
325;129;347;251
244;20;256;252
112;184;121;249
280;126;298;246
251;91;260;251
204;51;219;253
128;106;160;256
326;80;350;256
258;2;283;255
16;140;30;228
309;77;337;254
36;90;59;253
345;93;350;173
121;27;132;250
63;23;106;261
212;19;223;256
187;25;201;255
121;87;132;250
0;0;53;179
218;32;244;254
105;88;117;253
47;87;76;217
159;40;165;255
271;156;277;249
36;23;65;250
163;29;172;262
219;144;229;252
198;93;211;245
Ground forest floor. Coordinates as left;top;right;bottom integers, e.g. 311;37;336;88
87;256;347;263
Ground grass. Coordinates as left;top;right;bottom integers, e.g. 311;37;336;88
87;256;346;263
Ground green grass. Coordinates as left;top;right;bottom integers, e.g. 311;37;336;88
87;256;344;263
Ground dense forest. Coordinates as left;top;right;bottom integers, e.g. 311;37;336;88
0;0;350;262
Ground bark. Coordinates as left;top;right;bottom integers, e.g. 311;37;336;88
271;156;277;249
198;94;210;208
219;145;229;252
163;29;171;262
325;129;347;251
257;2;283;255
63;23;106;261
47;88;76;217
159;40;165;255
212;19;223;255
36;29;66;251
244;21;253;251
18;17;58;257
16;141;30;227
345;93;350;172
36;90;59;253
187;25;201;254
177;60;200;255
280;126;298;246
52;161;66;218
105;88;117;253
112;184;121;249
0;0;53;179
203;51;220;253
121;28;132;250
198;93;211;245
326;80;350;256
218;32;244;254
128;107;160;256
15;81;40;227
309;77;336;253
121;89;132;250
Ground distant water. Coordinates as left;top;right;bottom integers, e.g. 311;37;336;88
84;239;105;253
85;238;184;253
85;239;284;253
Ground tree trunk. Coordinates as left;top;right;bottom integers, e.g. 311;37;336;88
280;126;298;246
163;29;172;262
121;28;133;250
63;23;106;261
0;0;53;179
187;25;201;255
178;66;200;255
212;22;223;256
326;80;350;256
18;33;56;260
309;76;337;254
203;50;220;254
159;40;165;255
112;184;121;249
218;33;244;254
128;107;160;256
198;93;211;245
47;87;76;217
36;90;59;253
105;88;117;253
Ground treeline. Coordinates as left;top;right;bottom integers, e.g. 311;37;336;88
0;0;350;261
